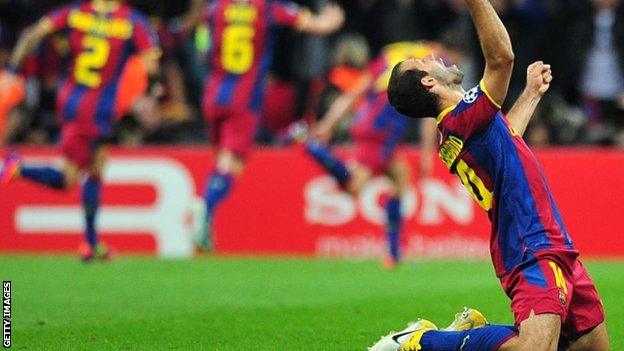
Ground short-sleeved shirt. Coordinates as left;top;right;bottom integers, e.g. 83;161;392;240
437;80;576;277
202;0;305;114
44;1;158;135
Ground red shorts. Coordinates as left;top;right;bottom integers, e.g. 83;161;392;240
59;126;101;170
501;252;605;338
353;139;393;175
204;106;257;158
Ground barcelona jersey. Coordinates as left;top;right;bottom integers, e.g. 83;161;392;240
202;0;305;114
437;81;576;277
44;1;158;136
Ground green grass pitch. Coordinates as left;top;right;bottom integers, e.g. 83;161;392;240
2;256;623;350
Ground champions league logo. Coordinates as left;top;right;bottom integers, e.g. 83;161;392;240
463;86;479;104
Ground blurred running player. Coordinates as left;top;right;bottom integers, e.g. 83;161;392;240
370;0;609;349
197;0;344;250
304;39;440;268
0;0;161;261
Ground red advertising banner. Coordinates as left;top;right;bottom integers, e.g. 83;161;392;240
0;147;623;259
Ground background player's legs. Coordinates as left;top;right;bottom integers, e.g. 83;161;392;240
82;146;105;251
304;139;352;188
568;322;609;351
384;158;410;267
205;150;243;217
201;150;243;250
344;161;372;195
201;110;254;251
18;158;79;190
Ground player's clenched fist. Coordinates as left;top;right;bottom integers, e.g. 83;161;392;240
526;61;553;97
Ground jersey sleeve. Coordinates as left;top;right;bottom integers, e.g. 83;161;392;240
438;80;501;139
131;12;159;53
269;1;305;27
43;4;73;31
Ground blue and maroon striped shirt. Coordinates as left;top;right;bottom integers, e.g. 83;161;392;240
437;81;576;277
46;1;158;136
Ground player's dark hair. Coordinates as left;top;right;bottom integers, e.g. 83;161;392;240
387;63;440;119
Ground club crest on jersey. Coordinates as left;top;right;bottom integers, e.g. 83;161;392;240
463;87;479;104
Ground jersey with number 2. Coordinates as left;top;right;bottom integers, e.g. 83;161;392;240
45;2;157;135
437;80;576;278
203;0;303;113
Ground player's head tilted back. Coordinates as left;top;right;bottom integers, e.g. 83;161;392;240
388;55;465;119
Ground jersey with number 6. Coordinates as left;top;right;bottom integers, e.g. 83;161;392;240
44;1;158;136
202;0;305;114
437;80;576;278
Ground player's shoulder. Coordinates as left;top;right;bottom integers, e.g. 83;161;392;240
457;81;501;112
436;81;501;127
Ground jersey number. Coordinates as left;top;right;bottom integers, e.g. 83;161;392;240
456;160;493;211
75;35;110;88
222;25;255;74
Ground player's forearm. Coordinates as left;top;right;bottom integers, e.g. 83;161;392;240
9;32;41;70
179;0;205;33
465;0;514;68
299;4;344;36
506;89;541;137
322;93;358;128
8;21;52;71
299;17;336;35
321;75;371;127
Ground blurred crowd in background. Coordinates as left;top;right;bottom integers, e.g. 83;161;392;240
1;0;624;148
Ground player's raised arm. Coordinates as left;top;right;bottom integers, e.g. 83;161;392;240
296;3;344;36
465;0;514;107
506;61;553;137
6;19;55;74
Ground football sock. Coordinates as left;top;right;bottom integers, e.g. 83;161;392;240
385;196;402;262
82;175;101;249
204;171;233;215
420;325;517;351
20;166;66;189
305;140;351;187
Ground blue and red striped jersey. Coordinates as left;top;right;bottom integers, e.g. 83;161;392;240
203;0;304;113
352;42;439;143
437;80;575;277
44;1;158;135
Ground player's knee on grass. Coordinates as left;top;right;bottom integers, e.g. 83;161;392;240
500;313;561;351
568;322;610;351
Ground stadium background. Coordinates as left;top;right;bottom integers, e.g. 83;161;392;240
1;0;624;349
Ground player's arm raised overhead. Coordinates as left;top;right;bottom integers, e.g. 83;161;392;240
465;0;514;107
296;3;344;36
507;61;553;136
6;18;56;73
